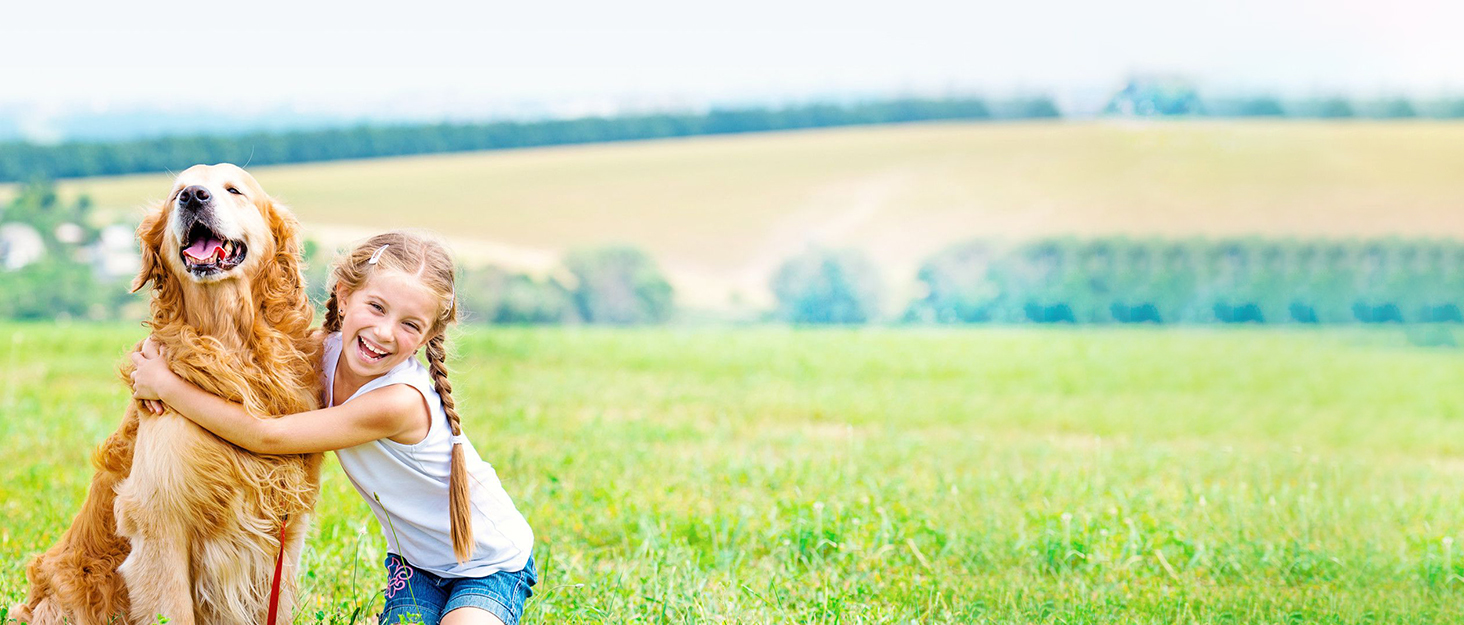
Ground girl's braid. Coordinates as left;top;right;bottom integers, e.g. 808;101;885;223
323;289;342;333
425;332;473;562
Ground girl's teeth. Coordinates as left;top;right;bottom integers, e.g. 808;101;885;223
360;338;387;358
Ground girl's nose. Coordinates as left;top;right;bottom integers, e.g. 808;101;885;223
370;326;394;344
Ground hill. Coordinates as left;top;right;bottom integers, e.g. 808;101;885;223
11;120;1464;309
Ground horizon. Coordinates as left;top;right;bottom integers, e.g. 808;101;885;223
3;0;1463;142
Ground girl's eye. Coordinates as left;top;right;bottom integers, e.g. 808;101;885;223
227;187;243;195
369;303;384;312
404;323;421;332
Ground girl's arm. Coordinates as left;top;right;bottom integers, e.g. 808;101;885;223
130;339;427;455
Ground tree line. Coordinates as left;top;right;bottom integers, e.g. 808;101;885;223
845;238;1461;325
1107;78;1464;119
8;87;1464;183
0;97;1048;183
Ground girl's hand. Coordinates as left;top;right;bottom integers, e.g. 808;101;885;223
130;338;177;416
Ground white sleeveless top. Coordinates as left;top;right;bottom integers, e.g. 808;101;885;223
325;332;534;577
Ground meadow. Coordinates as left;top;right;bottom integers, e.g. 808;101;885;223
4;322;1464;623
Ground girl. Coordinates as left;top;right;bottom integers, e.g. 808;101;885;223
130;231;536;625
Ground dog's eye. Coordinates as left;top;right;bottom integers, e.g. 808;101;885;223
227;187;243;195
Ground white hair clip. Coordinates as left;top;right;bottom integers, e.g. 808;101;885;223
368;245;390;265
449;433;469;446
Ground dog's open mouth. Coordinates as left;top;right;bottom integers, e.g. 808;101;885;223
180;221;247;277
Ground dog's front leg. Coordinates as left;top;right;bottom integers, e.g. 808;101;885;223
115;486;196;625
116;525;195;625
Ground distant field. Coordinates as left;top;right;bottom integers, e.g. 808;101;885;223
4;324;1464;623
8;121;1464;308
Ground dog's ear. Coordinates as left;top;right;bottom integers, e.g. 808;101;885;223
131;202;170;293
265;198;302;263
256;197;311;327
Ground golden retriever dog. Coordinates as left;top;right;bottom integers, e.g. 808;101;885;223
14;163;323;625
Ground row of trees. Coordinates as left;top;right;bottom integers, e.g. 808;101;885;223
1107;79;1464;119
1197;97;1461;119
0;97;1053;183
781;238;1464;325
8;85;1464;183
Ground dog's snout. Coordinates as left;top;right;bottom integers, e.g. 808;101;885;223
178;185;212;209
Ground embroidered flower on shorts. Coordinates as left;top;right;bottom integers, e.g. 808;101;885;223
386;557;413;599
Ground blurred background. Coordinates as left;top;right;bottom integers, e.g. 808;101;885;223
11;3;1464;621
2;0;1463;329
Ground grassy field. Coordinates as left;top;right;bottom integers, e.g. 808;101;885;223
8;121;1464;308
3;323;1464;623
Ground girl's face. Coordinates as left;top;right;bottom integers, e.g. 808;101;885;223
335;269;442;383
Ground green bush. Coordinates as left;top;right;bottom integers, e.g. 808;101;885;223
457;265;577;324
905;241;998;323
771;248;883;324
0;258;129;320
563;246;674;324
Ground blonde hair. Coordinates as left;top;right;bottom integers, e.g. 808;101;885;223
323;231;474;562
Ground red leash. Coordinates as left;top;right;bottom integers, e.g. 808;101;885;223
267;517;288;625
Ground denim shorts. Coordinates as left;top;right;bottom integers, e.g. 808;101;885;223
379;553;537;625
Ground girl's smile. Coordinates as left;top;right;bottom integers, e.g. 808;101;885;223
355;334;393;364
334;269;442;396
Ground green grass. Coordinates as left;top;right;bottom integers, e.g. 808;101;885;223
4;323;1464;623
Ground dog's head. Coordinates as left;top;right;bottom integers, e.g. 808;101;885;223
134;163;289;289
133;164;309;332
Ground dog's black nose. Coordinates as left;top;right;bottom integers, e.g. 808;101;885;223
178;185;211;209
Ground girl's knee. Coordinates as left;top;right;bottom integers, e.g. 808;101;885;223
441;606;506;625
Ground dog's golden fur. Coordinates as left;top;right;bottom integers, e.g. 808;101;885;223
15;164;323;625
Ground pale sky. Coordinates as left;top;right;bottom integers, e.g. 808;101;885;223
3;0;1462;120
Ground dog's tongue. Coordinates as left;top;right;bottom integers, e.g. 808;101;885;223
184;238;224;261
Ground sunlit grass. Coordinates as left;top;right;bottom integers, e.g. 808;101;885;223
3;323;1464;623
